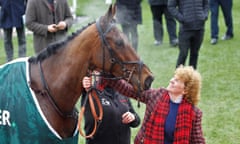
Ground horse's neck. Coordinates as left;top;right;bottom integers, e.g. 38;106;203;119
30;26;99;113
29;51;89;137
30;59;87;114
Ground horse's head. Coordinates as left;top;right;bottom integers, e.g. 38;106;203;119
91;4;154;91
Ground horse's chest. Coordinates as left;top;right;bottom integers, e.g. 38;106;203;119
35;93;78;137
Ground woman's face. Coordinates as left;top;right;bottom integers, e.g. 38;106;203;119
166;75;185;96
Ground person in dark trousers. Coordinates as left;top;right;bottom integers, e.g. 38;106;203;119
0;0;27;62
25;0;73;53
148;0;178;47
168;0;209;69
209;0;233;45
81;71;141;144
116;0;142;51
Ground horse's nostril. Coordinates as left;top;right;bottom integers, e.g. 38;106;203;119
144;76;154;90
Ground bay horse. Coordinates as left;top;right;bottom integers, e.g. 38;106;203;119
0;4;153;143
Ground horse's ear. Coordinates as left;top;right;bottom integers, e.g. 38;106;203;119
106;4;116;22
111;4;116;16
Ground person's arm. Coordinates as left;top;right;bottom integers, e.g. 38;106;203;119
190;107;205;143
168;0;184;23
127;99;140;128
203;0;209;21
59;0;73;31
25;0;49;36
106;79;152;104
80;90;87;106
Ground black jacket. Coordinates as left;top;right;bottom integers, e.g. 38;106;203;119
116;0;142;25
81;87;141;144
168;0;209;30
148;0;168;5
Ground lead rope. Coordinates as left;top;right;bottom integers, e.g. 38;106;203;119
78;76;103;138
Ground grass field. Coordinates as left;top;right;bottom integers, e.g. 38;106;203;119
0;1;239;144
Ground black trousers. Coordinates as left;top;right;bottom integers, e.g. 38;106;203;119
121;24;138;51
176;29;204;69
150;5;177;42
3;27;26;62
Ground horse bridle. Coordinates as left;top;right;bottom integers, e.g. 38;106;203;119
95;17;144;86
96;17;144;108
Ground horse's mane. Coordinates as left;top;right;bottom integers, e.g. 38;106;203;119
28;22;95;64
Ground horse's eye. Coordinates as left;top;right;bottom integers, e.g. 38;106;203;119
115;39;124;47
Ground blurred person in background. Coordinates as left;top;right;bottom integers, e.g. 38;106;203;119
168;0;209;69
209;0;233;45
25;0;73;53
0;0;27;62
148;0;178;47
115;0;142;51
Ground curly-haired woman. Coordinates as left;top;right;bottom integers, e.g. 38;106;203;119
104;65;205;144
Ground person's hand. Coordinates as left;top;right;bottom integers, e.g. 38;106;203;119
82;76;92;91
122;111;135;124
56;21;67;30
48;24;58;33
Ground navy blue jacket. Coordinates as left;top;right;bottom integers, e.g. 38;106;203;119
0;0;27;28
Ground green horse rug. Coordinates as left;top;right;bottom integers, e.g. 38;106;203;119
0;58;78;144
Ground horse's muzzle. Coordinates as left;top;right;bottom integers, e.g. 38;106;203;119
144;76;154;90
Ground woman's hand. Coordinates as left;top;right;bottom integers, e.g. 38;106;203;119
122;111;135;124
82;76;92;91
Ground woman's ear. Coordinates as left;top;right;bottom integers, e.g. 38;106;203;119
183;89;187;95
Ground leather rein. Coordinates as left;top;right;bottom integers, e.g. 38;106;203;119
38;61;78;119
78;74;103;138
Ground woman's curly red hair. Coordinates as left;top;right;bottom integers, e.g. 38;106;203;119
175;65;202;106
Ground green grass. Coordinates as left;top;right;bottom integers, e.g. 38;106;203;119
1;1;239;144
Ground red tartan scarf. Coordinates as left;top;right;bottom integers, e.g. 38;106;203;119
144;92;194;144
